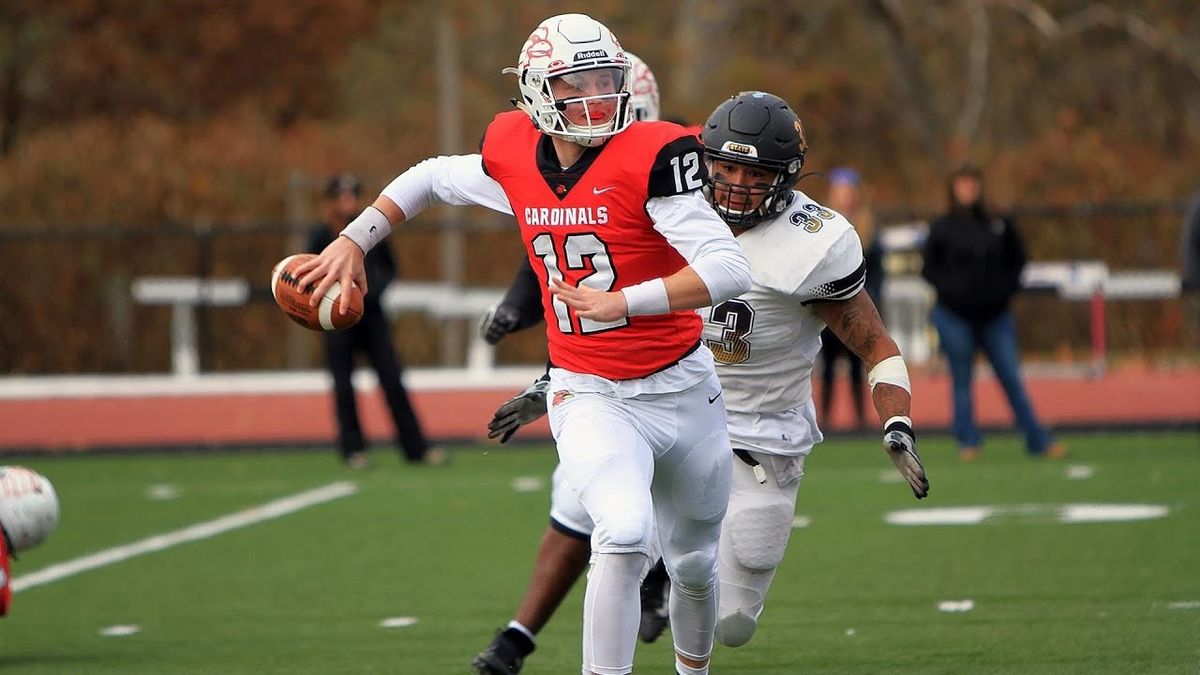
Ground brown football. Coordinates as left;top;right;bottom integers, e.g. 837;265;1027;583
271;253;364;331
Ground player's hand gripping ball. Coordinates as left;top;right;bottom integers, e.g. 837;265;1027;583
271;254;364;331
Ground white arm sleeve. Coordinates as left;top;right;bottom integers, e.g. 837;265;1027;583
381;154;513;219
646;192;752;304
343;154;512;253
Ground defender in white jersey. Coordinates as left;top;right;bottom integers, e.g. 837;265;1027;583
699;91;928;647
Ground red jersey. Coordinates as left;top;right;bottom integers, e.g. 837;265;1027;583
481;111;707;380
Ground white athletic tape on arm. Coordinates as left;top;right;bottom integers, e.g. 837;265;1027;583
621;278;671;316
868;355;911;393
340;206;392;254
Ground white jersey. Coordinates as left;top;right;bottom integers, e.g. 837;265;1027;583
700;190;866;456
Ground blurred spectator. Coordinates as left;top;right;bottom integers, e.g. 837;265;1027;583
307;173;442;469
921;165;1065;461
1183;191;1200;343
817;167;882;429
1183;191;1200;291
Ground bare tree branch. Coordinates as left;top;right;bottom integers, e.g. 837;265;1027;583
861;0;943;154
787;0;835;63
990;0;1200;82
956;0;990;143
672;0;741;111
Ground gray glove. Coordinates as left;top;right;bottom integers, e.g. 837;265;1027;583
487;377;551;443
884;418;929;499
479;304;521;346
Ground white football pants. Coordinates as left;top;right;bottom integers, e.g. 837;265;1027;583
715;449;805;647
548;371;732;675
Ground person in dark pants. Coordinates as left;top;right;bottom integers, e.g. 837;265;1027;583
1182;191;1200;341
817;167;882;429
921;165;1065;461
308;172;441;469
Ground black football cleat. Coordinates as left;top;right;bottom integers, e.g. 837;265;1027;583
639;559;671;643
471;628;529;674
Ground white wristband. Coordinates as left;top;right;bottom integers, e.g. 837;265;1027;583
868;355;911;393
340;206;392;254
621;278;671;316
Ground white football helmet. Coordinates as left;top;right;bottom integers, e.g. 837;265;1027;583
626;52;660;122
505;13;633;147
0;467;59;553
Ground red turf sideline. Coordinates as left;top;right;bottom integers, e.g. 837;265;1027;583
0;366;1196;452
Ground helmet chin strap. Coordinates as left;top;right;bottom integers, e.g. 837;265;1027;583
565;133;609;148
513;100;537;118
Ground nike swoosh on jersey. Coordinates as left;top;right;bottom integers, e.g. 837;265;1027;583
708;392;722;404
592;186;616;195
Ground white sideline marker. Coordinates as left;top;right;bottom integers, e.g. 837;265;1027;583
791;515;812;529
886;503;1169;527
937;599;975;613
379;616;419;629
146;484;181;501
877;470;903;484
99;624;141;637
1065;465;1095;480
1166;601;1200;610
12;481;358;594
511;476;544;493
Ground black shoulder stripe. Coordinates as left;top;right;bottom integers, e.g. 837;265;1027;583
648;135;709;199
801;260;867;305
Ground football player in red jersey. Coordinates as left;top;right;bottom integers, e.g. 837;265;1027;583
297;14;752;675
470;52;678;675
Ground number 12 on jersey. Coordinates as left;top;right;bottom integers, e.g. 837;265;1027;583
531;232;629;335
669;151;703;193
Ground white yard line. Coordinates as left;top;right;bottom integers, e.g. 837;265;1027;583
12;481;357;593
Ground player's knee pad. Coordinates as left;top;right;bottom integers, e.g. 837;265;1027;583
666;549;718;591
592;549;652;582
716;610;758;648
593;508;653;552
727;491;794;572
549;469;594;537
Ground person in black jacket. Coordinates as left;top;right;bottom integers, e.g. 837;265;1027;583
921;165;1064;460
1183;191;1200;291
308;173;441;469
1183;191;1200;343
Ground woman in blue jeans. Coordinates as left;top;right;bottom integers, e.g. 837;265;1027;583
921;165;1065;460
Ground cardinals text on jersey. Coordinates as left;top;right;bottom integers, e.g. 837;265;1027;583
482;111;709;380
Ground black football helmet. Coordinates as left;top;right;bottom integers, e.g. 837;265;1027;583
701;91;807;227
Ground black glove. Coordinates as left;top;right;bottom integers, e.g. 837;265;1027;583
479;304;521;345
883;418;929;499
487;377;551;443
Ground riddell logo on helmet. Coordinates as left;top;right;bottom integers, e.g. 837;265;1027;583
573;49;608;61
723;141;758;157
